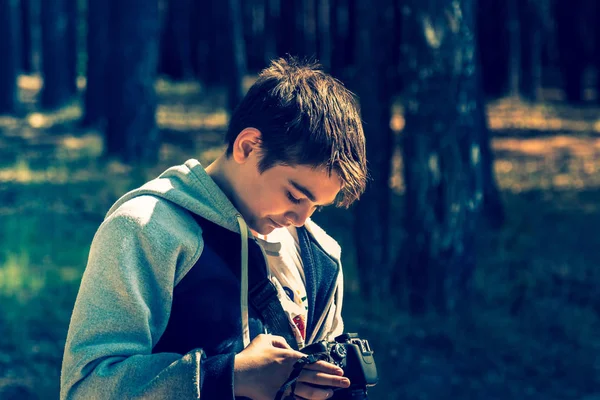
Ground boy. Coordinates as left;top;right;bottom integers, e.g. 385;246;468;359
61;57;367;399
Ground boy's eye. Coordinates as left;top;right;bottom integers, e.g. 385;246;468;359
286;191;301;204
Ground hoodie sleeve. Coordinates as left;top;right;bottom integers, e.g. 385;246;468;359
60;199;236;399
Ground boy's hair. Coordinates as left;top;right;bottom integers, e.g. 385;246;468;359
225;57;367;207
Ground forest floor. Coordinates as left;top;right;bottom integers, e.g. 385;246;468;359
1;79;600;399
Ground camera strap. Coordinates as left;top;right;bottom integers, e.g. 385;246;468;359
189;213;300;351
274;353;329;400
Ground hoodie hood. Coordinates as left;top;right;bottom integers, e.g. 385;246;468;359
107;159;254;347
107;159;243;234
105;158;342;349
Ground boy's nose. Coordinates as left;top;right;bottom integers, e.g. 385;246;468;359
285;207;312;227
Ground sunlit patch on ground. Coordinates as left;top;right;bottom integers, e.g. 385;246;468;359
2;78;600;398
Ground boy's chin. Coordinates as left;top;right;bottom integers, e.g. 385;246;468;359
248;220;275;236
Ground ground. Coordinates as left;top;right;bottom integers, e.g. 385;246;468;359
0;79;599;399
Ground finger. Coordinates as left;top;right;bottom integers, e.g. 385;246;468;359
269;335;293;350
302;360;344;376
293;382;335;399
297;369;351;389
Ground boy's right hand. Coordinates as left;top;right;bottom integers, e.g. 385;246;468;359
233;334;350;400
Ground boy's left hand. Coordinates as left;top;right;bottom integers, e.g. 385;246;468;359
290;359;351;399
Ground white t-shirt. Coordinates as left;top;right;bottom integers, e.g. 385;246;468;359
255;227;308;349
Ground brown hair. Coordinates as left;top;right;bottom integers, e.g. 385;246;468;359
225;57;367;207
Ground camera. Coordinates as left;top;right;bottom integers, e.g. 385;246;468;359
301;333;378;399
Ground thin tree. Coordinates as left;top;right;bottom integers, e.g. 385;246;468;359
40;0;71;109
399;0;484;314
556;0;585;103
518;0;543;101
82;0;110;127
191;0;228;88
352;0;395;300
158;0;194;80
477;0;510;98
225;0;247;112
0;0;20;115
66;0;79;95
264;0;279;63
20;0;33;73
316;0;332;71
105;0;161;163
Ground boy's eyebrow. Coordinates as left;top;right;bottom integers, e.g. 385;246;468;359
289;179;316;202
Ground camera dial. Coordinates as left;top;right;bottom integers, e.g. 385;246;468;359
331;343;347;362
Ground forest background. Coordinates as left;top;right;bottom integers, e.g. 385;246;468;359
1;0;600;399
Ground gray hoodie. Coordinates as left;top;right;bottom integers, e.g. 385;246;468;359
60;159;344;399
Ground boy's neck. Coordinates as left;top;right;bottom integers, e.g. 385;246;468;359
206;155;235;202
206;155;260;237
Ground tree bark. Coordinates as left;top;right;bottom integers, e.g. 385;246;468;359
0;0;20;114
158;0;193;80
225;0;247;112
399;0;483;315
315;0;331;70
20;0;33;73
278;0;299;56
518;0;542;101
82;0;110;127
301;0;317;58
352;0;394;300
105;0;160;164
264;0;279;63
40;0;71;109
556;0;585;103
477;0;509;98
66;0;78;95
507;0;521;96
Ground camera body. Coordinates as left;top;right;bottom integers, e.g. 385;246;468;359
301;333;378;399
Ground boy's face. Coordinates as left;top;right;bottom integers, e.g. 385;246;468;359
230;129;342;235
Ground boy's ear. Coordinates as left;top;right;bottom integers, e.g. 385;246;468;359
232;128;262;164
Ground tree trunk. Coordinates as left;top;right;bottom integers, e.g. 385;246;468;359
0;0;20;114
192;0;227;87
399;0;482;315
105;0;160;163
556;0;585;103
315;0;331;70
301;0;317;58
507;0;521;96
518;0;542;101
242;0;265;72
40;0;71;109
225;0;247;112
475;67;505;229
594;1;600;102
329;0;345;76
330;0;355;80
264;0;279;63
82;0;110;127
66;0;78;95
158;0;193;80
20;0;33;73
477;0;509;98
352;0;394;300
278;1;299;56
